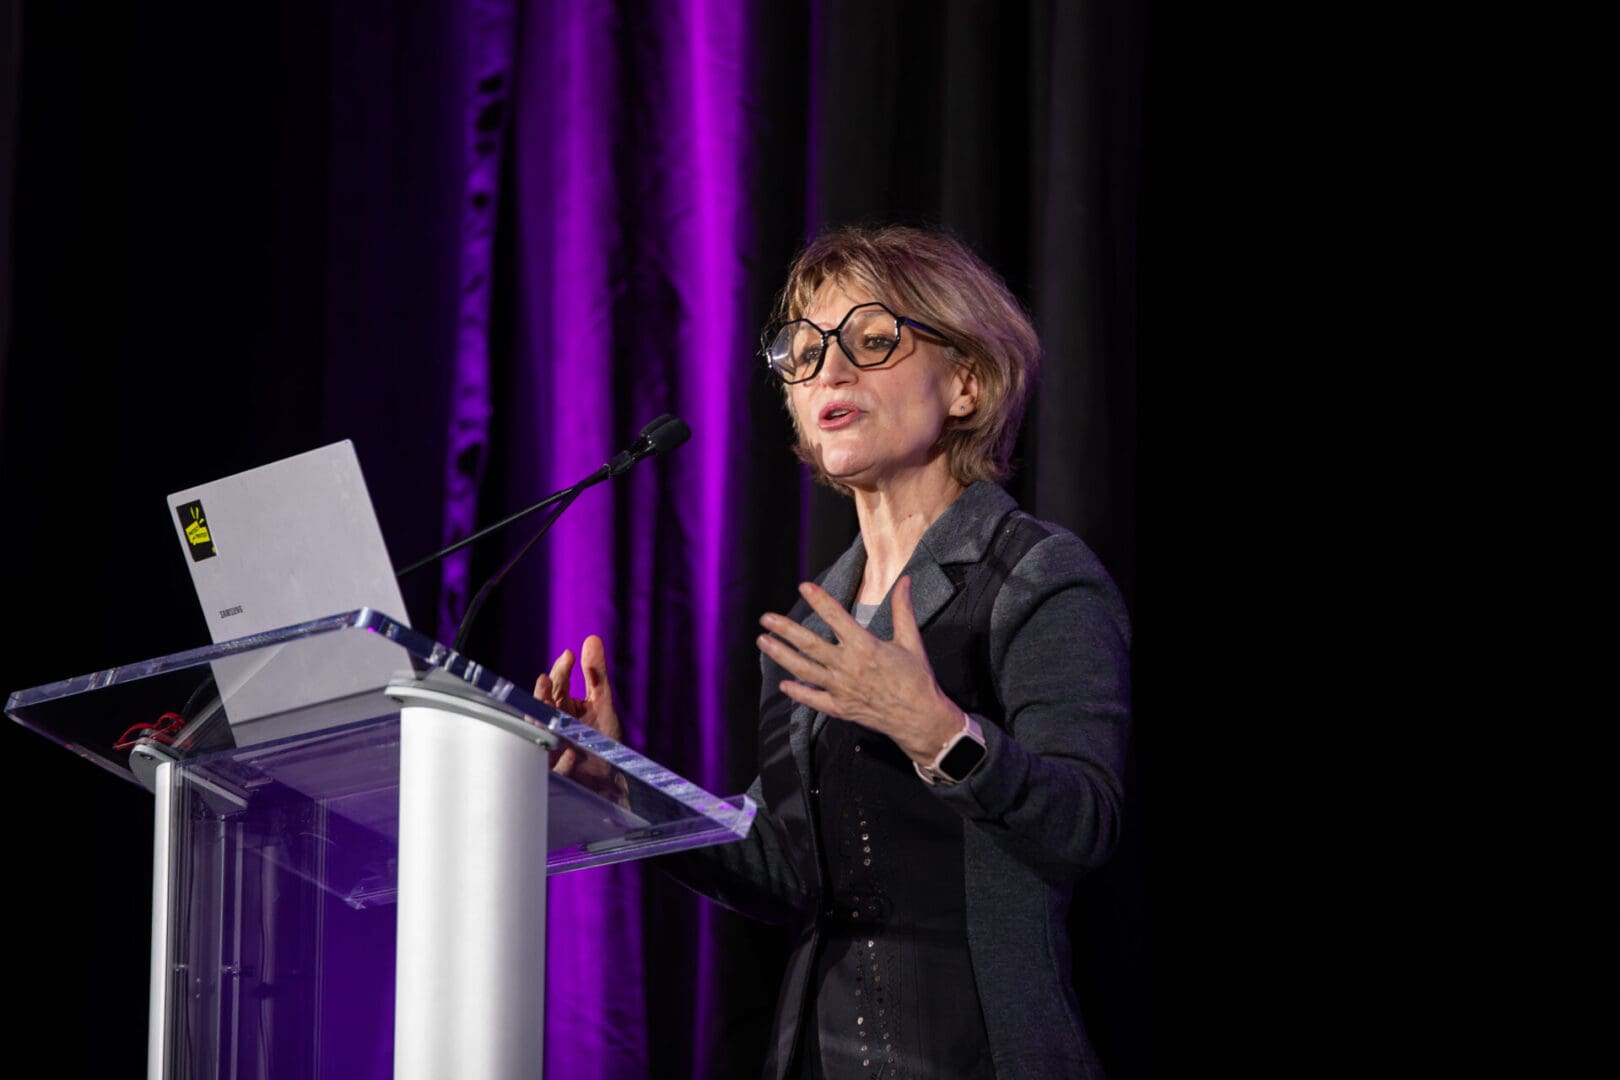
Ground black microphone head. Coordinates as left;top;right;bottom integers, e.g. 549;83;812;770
638;413;678;440
647;416;691;455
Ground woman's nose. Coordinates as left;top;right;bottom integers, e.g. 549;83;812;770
814;339;859;385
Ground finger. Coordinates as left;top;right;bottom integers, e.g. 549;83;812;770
778;679;842;719
757;632;829;682
548;648;577;702
759;611;840;658
536;672;570;713
551;747;578;776
796;582;867;636
581;635;615;708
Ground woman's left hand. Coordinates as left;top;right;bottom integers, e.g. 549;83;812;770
757;576;965;764
534;636;629;807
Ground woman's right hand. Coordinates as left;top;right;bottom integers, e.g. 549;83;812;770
533;635;628;802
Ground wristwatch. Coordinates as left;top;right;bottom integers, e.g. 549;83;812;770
914;713;987;786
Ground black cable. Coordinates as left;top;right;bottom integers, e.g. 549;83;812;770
451;486;583;653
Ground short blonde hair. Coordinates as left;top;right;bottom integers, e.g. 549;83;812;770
767;224;1040;492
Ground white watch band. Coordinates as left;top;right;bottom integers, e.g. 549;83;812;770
913;713;986;786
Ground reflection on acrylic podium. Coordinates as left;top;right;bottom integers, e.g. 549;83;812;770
7;608;754;1079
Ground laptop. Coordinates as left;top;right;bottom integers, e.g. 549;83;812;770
167;440;415;746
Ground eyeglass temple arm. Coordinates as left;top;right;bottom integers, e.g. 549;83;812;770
901;315;953;346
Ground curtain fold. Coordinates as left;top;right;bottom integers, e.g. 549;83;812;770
1;1;1141;1074
457;1;1143;1074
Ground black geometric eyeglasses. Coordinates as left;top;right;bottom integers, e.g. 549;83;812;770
761;302;954;385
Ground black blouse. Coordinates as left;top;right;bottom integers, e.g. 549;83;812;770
800;603;995;1079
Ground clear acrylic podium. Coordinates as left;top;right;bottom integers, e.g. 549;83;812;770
6;609;755;1078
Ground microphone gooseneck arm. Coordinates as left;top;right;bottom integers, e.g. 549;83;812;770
394;416;690;581
394;488;573;579
446;415;691;654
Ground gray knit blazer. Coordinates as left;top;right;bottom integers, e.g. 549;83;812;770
665;481;1132;1079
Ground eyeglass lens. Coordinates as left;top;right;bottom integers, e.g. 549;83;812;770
767;305;904;383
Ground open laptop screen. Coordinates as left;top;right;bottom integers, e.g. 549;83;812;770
166;440;414;744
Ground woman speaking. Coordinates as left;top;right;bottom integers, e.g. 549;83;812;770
539;225;1132;1079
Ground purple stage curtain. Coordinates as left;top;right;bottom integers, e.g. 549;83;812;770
429;3;1146;1075
1;1;1146;1075
439;0;520;650
442;2;758;1074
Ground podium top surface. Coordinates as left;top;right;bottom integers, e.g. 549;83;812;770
6;609;753;877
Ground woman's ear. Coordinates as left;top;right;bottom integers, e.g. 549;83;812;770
950;364;980;418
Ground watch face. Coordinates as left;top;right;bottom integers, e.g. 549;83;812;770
938;736;987;782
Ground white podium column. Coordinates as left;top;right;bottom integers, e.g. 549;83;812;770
391;683;556;1080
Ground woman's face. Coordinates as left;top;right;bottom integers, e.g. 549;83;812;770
789;280;977;493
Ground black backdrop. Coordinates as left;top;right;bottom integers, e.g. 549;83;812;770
8;2;1140;1076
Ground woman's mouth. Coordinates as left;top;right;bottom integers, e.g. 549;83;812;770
818;403;862;429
